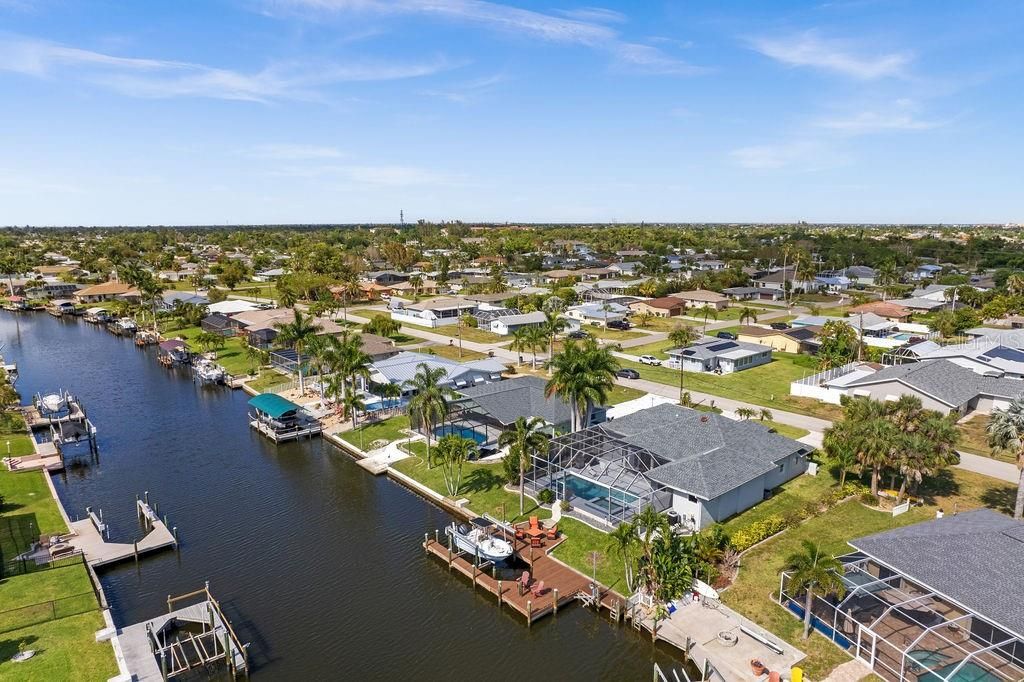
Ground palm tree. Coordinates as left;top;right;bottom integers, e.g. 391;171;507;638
242;338;269;375
1007;273;1024;297
758;408;773;422
525;325;547;369
738;307;758;325
405;363;456;468
456;313;476;359
273;308;323;394
987;396;1024;519
437;435;475;496
545;338;618;431
633;311;654;329
408;274;423;299
511;327;532;366
821;436;858;487
735;407;757;420
633;506;669;595
606;521;638;592
498;416;549;516
541;311;566;373
876;261;899;300
342;390;366;431
784;540;846;639
668;324;699;405
700;307;718;335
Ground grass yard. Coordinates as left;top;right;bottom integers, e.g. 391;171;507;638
245;369;292;393
632;316;700;332
427;324;507;344
760;420;810;440
582;324;647;341
0;412;35;457
421;344;488;361
222;282;279;301
0;610;117;682
617;353;843;421
626;338;680;360
957;415;1014;463
0;469;68;547
169;327;254;376
605;384;645;405
721;468;1016;679
721;471;839;535
340;415;411;450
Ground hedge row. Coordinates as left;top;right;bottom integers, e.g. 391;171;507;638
728;482;864;553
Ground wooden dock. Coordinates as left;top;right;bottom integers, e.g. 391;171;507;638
423;535;595;625
67;498;178;567
248;418;322;443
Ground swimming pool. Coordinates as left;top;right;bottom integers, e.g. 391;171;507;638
909;651;1001;682
432;424;488;444
563;474;639;506
363;397;408;413
891;332;914;341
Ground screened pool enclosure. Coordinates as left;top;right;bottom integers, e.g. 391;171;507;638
779;552;1024;681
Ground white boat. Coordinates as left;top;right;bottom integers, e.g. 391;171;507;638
693;578;720;601
40;393;67;413
193;358;225;383
445;518;514;563
114;317;137;334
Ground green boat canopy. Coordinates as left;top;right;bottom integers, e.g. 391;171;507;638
248;393;300;419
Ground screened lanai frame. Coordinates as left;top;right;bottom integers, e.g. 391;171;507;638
524;425;673;528
779;552;1024;681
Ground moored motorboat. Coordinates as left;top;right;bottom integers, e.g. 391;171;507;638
113;317;138;335
193;357;226;383
445;518;514;563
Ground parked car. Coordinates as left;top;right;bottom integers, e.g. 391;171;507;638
716;331;737;340
616;368;640;379
769;322;791;330
638;355;661;366
566;330;590;340
607;320;631;330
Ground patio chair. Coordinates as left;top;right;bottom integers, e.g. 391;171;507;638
530;536;542;548
518;571;531;595
514;527;526;541
545;524;558;540
530;580;546;597
529;515;539;530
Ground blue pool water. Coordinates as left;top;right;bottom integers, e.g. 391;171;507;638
432;424;487;444
892;332;913;341
363;397;408;412
785;601;854;649
563;474;639;505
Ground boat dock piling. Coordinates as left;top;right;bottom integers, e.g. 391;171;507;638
65;495;178;568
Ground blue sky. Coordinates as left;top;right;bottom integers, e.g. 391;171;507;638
1;0;1021;225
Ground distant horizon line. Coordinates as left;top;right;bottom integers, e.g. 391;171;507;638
2;221;1022;230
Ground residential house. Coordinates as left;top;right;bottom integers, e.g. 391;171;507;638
488;310;547;336
24;282;80;299
159;291;209;311
609;262;640;277
206;300;262;316
814;274;852;292
390;297;479;328
364;270;410;286
737;326;820;354
564;302;629;327
200;313;244;337
628;296;686;318
847;302;914;323
822;265;876;286
253;268;288;282
669;289;730;310
913;263;943;280
694;259;727;271
367;351;506;394
74;281;141;304
526;404;810;529
32;265;81;277
753;268;821;294
781;509;1024;682
722;286;783;302
667;337;773;374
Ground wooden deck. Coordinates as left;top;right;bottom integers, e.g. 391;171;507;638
249;418;322;443
66;499;177;567
424;537;595;624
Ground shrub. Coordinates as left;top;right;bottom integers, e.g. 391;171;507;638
559;499;571;512
538;488;555;505
860;491;879;506
729;515;787;552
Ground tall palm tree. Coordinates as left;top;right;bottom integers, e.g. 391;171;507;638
784;540;846;639
498;416;549;516
1007;273;1024;297
876;261;899;300
633;506;669;596
273;308;323;394
738;307;758;326
668;324;699;405
607;521;638;592
987;397;1024;519
405;363;456;468
541;311;566;373
700;307;718;335
525;325;547;369
545;338;618;431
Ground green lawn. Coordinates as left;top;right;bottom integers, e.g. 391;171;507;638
722;471;838;535
0;413;35;458
582;325;647;341
426;325;507;344
721;468;1016;679
605;384;645;405
0;610;117;682
633;317;700;332
617;353;843;421
957;415;1014;463
626;338;680;360
760;420;810;440
169;327;254;376
0;469;68;549
340;415;411;450
245;369;292;393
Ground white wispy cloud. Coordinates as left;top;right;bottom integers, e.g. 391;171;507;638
245;143;347;160
419;72;506;103
749;30;911;79
0;36;457;101
555;7;627;24
273;0;703;76
730;140;844;171
815;99;950;134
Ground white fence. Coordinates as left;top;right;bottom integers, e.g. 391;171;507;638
789;361;861;405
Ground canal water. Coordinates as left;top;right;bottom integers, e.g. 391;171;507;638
2;312;686;680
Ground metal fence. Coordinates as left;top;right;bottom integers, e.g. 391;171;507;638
0;590;99;634
0;548;88;579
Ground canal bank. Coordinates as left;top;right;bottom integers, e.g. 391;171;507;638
1;311;689;679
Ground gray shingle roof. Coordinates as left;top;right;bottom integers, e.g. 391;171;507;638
850;509;1024;638
843;359;1024;407
457;375;571;426
598;404;808;499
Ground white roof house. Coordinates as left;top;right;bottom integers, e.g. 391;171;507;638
488;311;547;336
389;297;479;328
564;302;628;326
207;300;262;315
368;351;506;390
